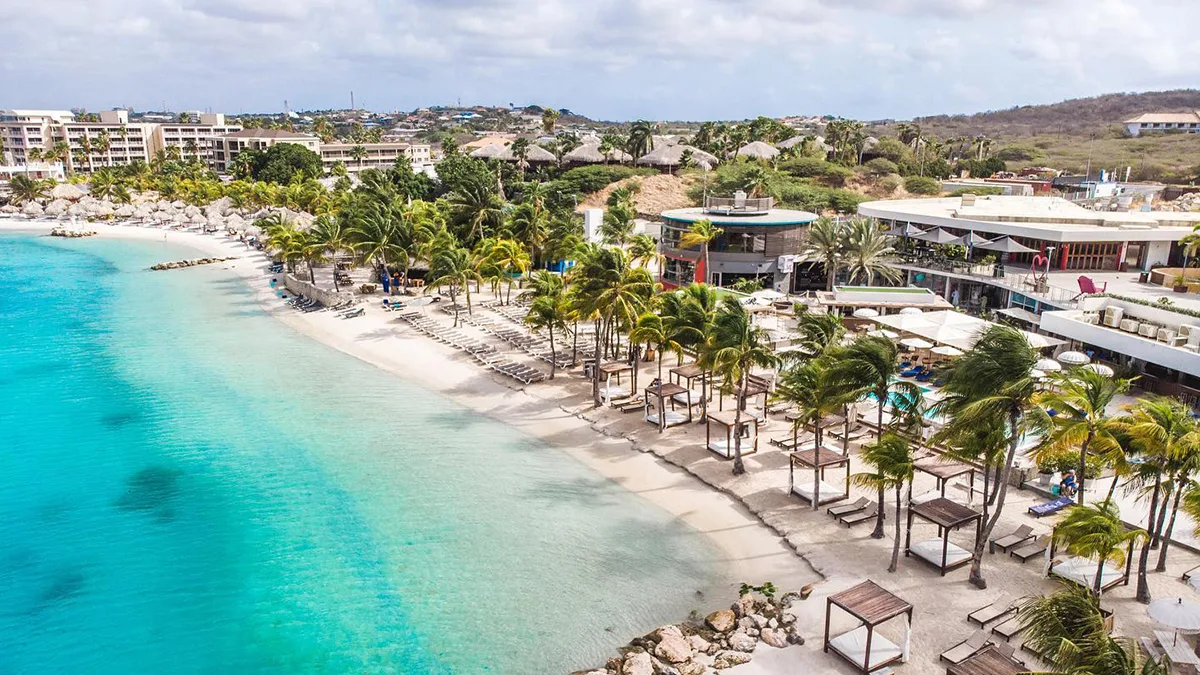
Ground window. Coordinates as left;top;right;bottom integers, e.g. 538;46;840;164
662;258;696;285
717;231;766;254
1065;242;1120;271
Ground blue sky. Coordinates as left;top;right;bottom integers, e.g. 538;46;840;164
3;0;1198;121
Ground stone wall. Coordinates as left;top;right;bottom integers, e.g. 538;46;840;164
283;274;355;307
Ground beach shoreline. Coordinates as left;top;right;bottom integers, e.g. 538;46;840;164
1;220;818;601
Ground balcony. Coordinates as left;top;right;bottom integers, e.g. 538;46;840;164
703;193;773;216
1040;303;1200;378
889;254;1083;308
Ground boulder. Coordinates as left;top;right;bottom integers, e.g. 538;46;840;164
728;631;757;653
712;650;752;669
654;625;685;642
654;634;693;664
759;628;788;649
677;662;707;675
686;635;711;654
622;652;653;675
705;610;736;633
733;594;756;618
737;617;757;633
749;614;769;630
799;584;816;600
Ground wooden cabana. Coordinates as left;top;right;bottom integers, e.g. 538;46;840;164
904;497;982;575
789;444;850;507
706;408;759;459
644;382;692;432
946;644;1026;675
721;375;769;422
824;580;913;674
913;456;977;502
669;363;709;409
598;361;633;402
1046;528;1135;593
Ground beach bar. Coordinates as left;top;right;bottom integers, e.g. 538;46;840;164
789;443;850;506
904;497;982;575
705;408;758;459
825;580;913;674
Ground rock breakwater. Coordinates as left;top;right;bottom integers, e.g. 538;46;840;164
150;257;236;271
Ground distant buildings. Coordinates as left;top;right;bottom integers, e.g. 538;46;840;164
319;142;432;173
210;129;320;174
1123;111;1200;136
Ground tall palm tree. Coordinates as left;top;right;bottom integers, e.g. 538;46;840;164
350;144;368;169
798;217;847;291
791;310;845;362
489;238;530;304
349;203;412;286
630;310;686;430
709;297;778;475
1034;368;1131;504
842;217;901;286
1054;500;1145;596
674;283;720;419
627;234;662;271
448;180;505;245
852;434;914;572
541;108;560;135
427;245;481;327
9;174;49;205
510;138;532;179
525;281;570;379
931;325;1040;589
775;357;847;505
679;219;723;286
626;120;655;159
831;334;923;536
508;200;550;267
312;215;351;291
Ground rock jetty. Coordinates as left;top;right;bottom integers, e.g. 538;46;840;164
151;257;236;271
50;228;96;238
571;590;807;675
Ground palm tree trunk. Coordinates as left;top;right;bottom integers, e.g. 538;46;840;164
703;245;710;285
732;369;748;475
1152;483;1172;549
592;320;602;408
308;262;316;284
1095;558;1106;596
1136;475;1162;603
1105;474;1120;502
889;483;902;573
812;424;822;510
548;325;556;380
826;262;837;292
1078;429;1093;505
1157;485;1184;572
572;320;578;365
968;413;1021;589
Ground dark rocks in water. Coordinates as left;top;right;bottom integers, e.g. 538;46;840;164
102;412;137;429
28;569;86;615
115;466;183;515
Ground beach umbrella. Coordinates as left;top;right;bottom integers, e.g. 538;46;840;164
66;203;82;216
170;200;186;209
1057;351;1090;366
931;345;964;357
1031;369;1047;379
1084;363;1115;377
243;224;261;237
22;202;43;215
44;199;68;216
94;202;114;218
899;307;923;315
900;338;934;349
914;227;961;244
1035;358;1062;372
734;141;779;160
867;329;900;340
50;183;86;201
183;205;202;218
1149;597;1200;641
115;204;136;218
0;204;18;214
226;213;246;232
751;289;786;302
852;308;879;318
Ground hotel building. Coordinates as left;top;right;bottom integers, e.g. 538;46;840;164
210;129;321;174
318;142;433;173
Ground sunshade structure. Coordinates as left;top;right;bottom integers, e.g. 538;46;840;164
853;308;880;318
644;382;692;432
733;140;779;160
494;144;557;163
824;580;913;674
1084;363;1115;376
946;644;1026;675
874;310;1065;352
1148;597;1200;633
635;144;719;170
900;338;934;349
930;345;963;357
951;231;993;248
904;497;982;575
469;143;508;159
898;307;923;315
789;443;850;507
705;408;759;459
885;223;926;238
1047;532;1134;593
867;329;900;339
597;362;634;403
561;142;633;164
914;227;961;245
912;457;976;501
975;236;1038;254
1057;351;1091;365
1035;358;1062;372
668;364;710;409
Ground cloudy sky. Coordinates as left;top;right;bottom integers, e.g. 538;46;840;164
3;0;1198;121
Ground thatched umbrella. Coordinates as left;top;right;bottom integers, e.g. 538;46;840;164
635;144;719;169
206;214;225;232
133;203;154;220
734;141;779;160
205;196;233;217
94;202;115;218
225;213;246;232
244;224;262;238
22;202;44;216
45;199;69;216
777;135;806;149
50;183;86;201
183;204;202;218
189;213;207;227
0;204;18;214
170;200;186;209
495;144;556;163
563;142;633;164
115;204;136;218
470;144;509;159
67;203;82;216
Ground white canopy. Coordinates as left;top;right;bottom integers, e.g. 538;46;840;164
867;329;900;339
1085;363;1115;377
853;308;880;318
898;307;923;315
1036;358;1063;372
873;310;1065;352
751;289;786;301
900;338;934;349
931;345;964;357
1149;597;1200;633
1057;351;1091;365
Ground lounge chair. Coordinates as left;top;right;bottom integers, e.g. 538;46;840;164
1010;536;1049;562
899;366;926;378
939;630;990;664
990;525;1034;554
968;593;1016;627
839;503;878;527
1183;563;1200;582
613;397;645;413
994;642;1022;664
992;616;1025;641
1028;495;1072;518
828;497;869;518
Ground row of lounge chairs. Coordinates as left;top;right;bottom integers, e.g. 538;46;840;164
284;295;357;315
464;312;587;369
397;311;547;385
827;497;879;527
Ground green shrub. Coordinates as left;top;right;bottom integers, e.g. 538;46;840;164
863;158;899;176
778;157;854;186
558;165;654;194
869;137;913;164
903;176;941;195
947;187;1004;197
1036;448;1103;479
994;146;1043;162
828;189;867;213
877;175;902;193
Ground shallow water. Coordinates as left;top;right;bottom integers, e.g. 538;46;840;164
0;233;730;674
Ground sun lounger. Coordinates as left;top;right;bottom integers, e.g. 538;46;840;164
990;525;1034;554
1010;536;1049;562
939;630;990;664
994;642;1021;665
968;594;1016;627
839;503;878;527
1183;563;1200;582
828;497;869;518
991;615;1025;641
1028;495;1072;518
615;398;646;413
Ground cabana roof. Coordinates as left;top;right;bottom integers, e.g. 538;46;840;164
645;382;687;398
707;408;761;427
914;457;975;482
734;140;779;159
670;364;706;379
599;361;634;375
790;446;848;469
563;142;633;164
947;644;1026;675
828;580;912;625
910;497;980;529
635;144;719;168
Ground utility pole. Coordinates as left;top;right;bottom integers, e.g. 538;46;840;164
350;91;355;110
1084;133;1095;180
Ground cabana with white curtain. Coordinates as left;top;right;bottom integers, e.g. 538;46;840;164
904;497;981;575
824;580;913;674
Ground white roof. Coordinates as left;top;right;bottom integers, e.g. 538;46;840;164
873;310;1063;351
1124;111;1200;124
859;195;1200;243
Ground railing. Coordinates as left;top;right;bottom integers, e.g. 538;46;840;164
704;195;773;214
892;256;1081;308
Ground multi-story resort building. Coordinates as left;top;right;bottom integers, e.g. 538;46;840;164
1124;111;1200;136
210;129;321;174
148;113;242;165
658;193;818;291
318;142;432;173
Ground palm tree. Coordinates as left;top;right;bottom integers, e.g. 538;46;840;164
630;311;686;428
931;325;1040;589
831;334;922;536
350;144;368;169
312;215;351;291
541;108;560;135
1033;368;1131;504
679;219;724;286
510;137;532;179
349;203;412;287
710;297;778;474
627;234;662;271
9;174;49;205
798;217;847;291
509;201;550;267
626;120;655;159
673;283;720;418
427;245;481;327
78;135;95;174
852;434;914;572
1054;500;1145;596
792;310;845;362
775;357;846;505
842;217;901;286
489;238;530;304
525;279;570;379
448;180;505;245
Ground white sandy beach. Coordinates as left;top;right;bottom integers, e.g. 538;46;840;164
11;219;1200;675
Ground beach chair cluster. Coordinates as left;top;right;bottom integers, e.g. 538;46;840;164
285;295;356;314
398;311;547;385
464;313;587;369
827;497;878;527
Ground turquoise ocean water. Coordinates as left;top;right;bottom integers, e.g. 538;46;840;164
0;233;729;674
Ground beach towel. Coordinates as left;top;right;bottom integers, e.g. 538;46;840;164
1028;495;1072;518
